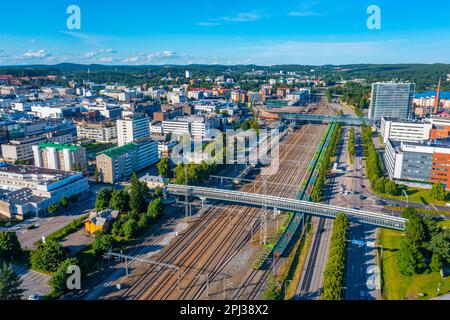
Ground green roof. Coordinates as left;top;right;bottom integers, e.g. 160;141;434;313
100;143;138;158
39;142;80;152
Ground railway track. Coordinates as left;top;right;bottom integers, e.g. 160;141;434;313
104;99;333;301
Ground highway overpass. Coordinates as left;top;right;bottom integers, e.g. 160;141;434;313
281;114;373;125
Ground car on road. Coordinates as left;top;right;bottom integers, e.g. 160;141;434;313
359;195;367;200
28;293;43;300
376;199;386;205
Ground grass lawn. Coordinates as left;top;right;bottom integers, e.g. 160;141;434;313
380;187;448;206
379;229;450;300
384;205;450;217
438;220;450;228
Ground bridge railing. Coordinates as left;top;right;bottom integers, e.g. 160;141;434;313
166;184;407;230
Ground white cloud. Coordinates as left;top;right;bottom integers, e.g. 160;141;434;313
147;51;179;61
218;12;261;22
197;22;221;27
121;56;140;63
85;48;117;58
23;49;50;58
98;57;113;63
288;11;324;17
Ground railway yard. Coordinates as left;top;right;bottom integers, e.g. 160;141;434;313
72;100;334;301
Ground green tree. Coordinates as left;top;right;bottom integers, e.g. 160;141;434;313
31;241;66;273
157;158;170;178
174;163;186;184
385;180;397;196
402;207;418;220
397;240;426;276
430;181;446;201
69;194;78;203
129;172;148;214
374;177;386;194
49;258;78;297
92;232;114;257
60;197;69;209
153;187;163;199
95;188;113;211
94;167;100;182
405;215;426;247
430;253;443;272
0;263;24;300
122;218;139;239
48;203;59;214
109;190;130;213
147;198;164;221
427;229;450;263
0;232;22;260
138;214;151;229
263;274;280;300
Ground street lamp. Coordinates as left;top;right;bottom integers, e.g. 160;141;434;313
402;189;409;204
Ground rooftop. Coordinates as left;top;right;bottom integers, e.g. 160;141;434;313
38;142;80;152
100;143;138;158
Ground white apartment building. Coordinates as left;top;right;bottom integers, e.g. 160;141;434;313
166;92;187;104
117;116;150;147
32;142;87;172
162;116;211;138
150;122;163;135
76;123;118;143
1;136;46;163
30;104;82;119
380;117;432;144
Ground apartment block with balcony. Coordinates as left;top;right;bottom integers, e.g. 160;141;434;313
32;142;87;172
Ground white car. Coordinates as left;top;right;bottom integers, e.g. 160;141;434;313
28;293;43;300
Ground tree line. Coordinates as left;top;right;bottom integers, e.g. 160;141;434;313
398;208;449;276
321;212;350;300
311;124;343;203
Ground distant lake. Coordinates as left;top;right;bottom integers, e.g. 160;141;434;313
415;91;450;99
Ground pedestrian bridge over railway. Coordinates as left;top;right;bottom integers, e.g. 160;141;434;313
167;184;407;230
281;114;373;125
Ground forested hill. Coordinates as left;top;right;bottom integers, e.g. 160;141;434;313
0;63;448;91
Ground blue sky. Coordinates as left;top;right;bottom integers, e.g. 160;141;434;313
1;0;450;66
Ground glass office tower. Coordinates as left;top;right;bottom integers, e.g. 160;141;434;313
368;82;416;123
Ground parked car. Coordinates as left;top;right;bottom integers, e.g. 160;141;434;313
28;293;43;300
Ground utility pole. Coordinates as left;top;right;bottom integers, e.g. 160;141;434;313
184;166;189;220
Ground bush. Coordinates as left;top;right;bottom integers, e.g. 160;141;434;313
0;232;22;261
48;203;59;214
92;232;114;257
69;194;79;203
49;258;79;297
60;197;69;209
31;241;66;273
430;253;443;273
123;219;139;240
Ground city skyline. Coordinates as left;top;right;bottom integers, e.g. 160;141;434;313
1;0;450;66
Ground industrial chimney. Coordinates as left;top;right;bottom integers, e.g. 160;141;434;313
434;77;442;114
